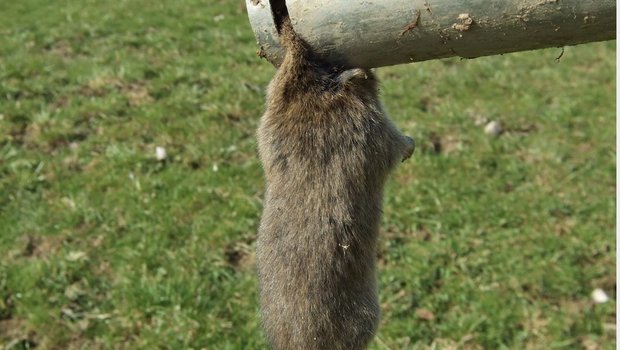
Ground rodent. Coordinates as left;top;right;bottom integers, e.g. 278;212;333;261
256;17;415;350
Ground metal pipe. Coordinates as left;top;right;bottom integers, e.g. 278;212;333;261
246;0;615;68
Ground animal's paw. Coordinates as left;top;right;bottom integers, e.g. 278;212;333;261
338;68;371;85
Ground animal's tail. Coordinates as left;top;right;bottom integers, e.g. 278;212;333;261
270;0;307;58
268;14;318;94
275;17;309;60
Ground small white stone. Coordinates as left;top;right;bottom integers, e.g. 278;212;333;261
484;120;503;136
155;146;167;161
591;288;609;304
66;251;87;262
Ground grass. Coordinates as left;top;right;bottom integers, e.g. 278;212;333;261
0;0;615;349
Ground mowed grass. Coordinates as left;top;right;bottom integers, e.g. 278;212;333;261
0;0;615;349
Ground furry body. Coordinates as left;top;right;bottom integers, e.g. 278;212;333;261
256;20;414;350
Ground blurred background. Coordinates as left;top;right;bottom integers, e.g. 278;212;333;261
0;0;615;349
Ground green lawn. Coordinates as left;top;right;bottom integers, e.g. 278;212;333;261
0;1;615;349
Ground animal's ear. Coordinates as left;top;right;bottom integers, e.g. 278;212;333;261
401;136;415;162
337;68;375;87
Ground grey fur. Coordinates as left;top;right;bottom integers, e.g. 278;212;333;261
256;19;414;350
